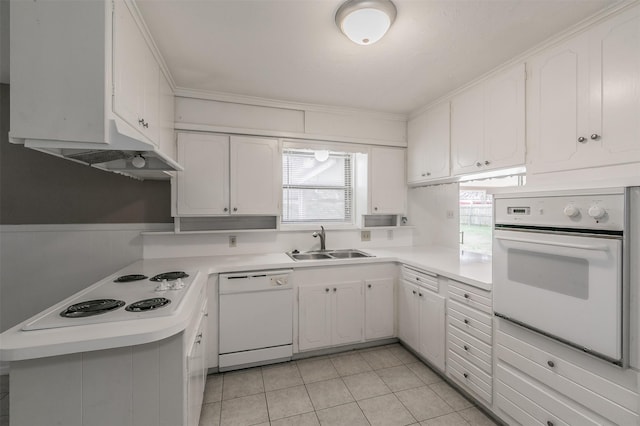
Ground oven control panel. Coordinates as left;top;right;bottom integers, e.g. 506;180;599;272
495;192;625;231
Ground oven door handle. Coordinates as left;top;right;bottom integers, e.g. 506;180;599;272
494;235;610;252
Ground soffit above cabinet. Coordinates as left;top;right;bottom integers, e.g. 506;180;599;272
136;0;617;115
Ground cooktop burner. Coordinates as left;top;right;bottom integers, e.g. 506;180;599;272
60;299;126;318
114;274;148;283
150;271;189;282
125;298;171;312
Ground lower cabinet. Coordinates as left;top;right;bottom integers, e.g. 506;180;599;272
298;281;363;351
446;279;493;405
495;319;639;426
398;266;446;371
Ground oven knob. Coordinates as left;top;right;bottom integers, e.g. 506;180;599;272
588;205;606;219
563;205;579;218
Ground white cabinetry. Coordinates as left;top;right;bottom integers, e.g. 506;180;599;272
495;320;639;426
407;101;450;184
365;278;395;340
528;4;640;174
451;64;525;175
369;147;406;214
9;0;177;166
298;281;363;351
446;279;493;405
398;266;445;371
175;133;281;216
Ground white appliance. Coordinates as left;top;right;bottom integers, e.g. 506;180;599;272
218;269;293;371
493;187;631;366
21;271;198;330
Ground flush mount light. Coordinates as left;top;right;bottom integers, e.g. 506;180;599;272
131;153;146;169
335;0;397;45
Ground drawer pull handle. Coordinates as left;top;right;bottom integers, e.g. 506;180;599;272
333;288;337;292
325;288;330;292
463;345;469;351
463;373;469;379
547;422;554;426
419;293;423;297
463;319;469;325
367;284;372;288
547;360;555;368
463;293;470;299
413;290;417;295
416;277;420;281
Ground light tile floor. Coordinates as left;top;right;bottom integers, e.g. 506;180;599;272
200;344;498;426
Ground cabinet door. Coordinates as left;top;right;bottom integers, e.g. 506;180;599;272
158;72;176;161
370;147;406;214
176;133;230;216
113;0;144;133
528;33;591;172
407;102;450;183
365;278;395;340
398;281;419;350
451;84;485;175
483;64;525;171
593;6;640;165
418;290;446;372
332;281;364;346
298;285;332;351
140;46;160;143
230;136;281;215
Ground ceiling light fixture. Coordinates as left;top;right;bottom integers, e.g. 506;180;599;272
335;0;397;45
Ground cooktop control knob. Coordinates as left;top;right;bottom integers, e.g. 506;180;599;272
588;205;606;219
563;205;579;218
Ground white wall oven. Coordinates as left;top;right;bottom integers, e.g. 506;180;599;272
493;187;631;366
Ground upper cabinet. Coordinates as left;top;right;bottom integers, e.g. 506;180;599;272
451;64;526;176
407;102;451;184
369;147;407;214
175;133;281;216
528;4;640;174
9;0;179;175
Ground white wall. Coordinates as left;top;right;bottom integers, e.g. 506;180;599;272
142;227;413;259
0;223;171;332
407;183;460;249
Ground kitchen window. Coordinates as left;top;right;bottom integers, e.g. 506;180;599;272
460;174;525;255
282;148;355;224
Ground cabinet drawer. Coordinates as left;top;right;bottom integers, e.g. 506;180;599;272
402;265;438;293
496;363;604;426
448;329;492;374
448;352;492;404
496;330;639;425
448;280;491;314
448;302;492;345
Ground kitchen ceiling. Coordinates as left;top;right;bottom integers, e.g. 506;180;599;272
137;0;618;115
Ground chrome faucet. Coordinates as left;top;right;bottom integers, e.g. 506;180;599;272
312;226;326;251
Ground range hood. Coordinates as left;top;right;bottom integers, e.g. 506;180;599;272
15;120;183;181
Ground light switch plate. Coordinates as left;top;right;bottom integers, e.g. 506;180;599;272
229;235;237;247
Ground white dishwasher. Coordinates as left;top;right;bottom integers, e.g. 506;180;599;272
218;269;293;371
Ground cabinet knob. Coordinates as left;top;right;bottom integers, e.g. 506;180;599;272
143;121;149;128
374;207;378;211
418;293;423;297
325;288;330;292
463;319;470;325
223;207;228;212
367;284;372;288
333;288;337;292
415;277;420;281
578;136;587;143
590;133;600;140
463;293;470;299
463;345;469;351
547;422;554;426
476;162;482;167
421;173;426;177
463;373;469;379
484;160;490;166
547;360;555;368
138;118;144;124
412;290;417;295
233;207;238;212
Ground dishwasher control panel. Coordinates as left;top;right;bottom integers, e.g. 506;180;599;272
219;270;293;294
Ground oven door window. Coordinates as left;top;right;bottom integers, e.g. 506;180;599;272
493;229;623;361
508;248;589;299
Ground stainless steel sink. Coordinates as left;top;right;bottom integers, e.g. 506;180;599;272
287;249;374;261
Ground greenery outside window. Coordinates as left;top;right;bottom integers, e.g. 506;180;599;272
282;148;355;224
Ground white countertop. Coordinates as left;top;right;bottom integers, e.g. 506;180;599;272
0;245;491;361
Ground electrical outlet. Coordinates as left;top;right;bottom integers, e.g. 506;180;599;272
229;235;237;247
361;230;371;242
446;210;455;219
